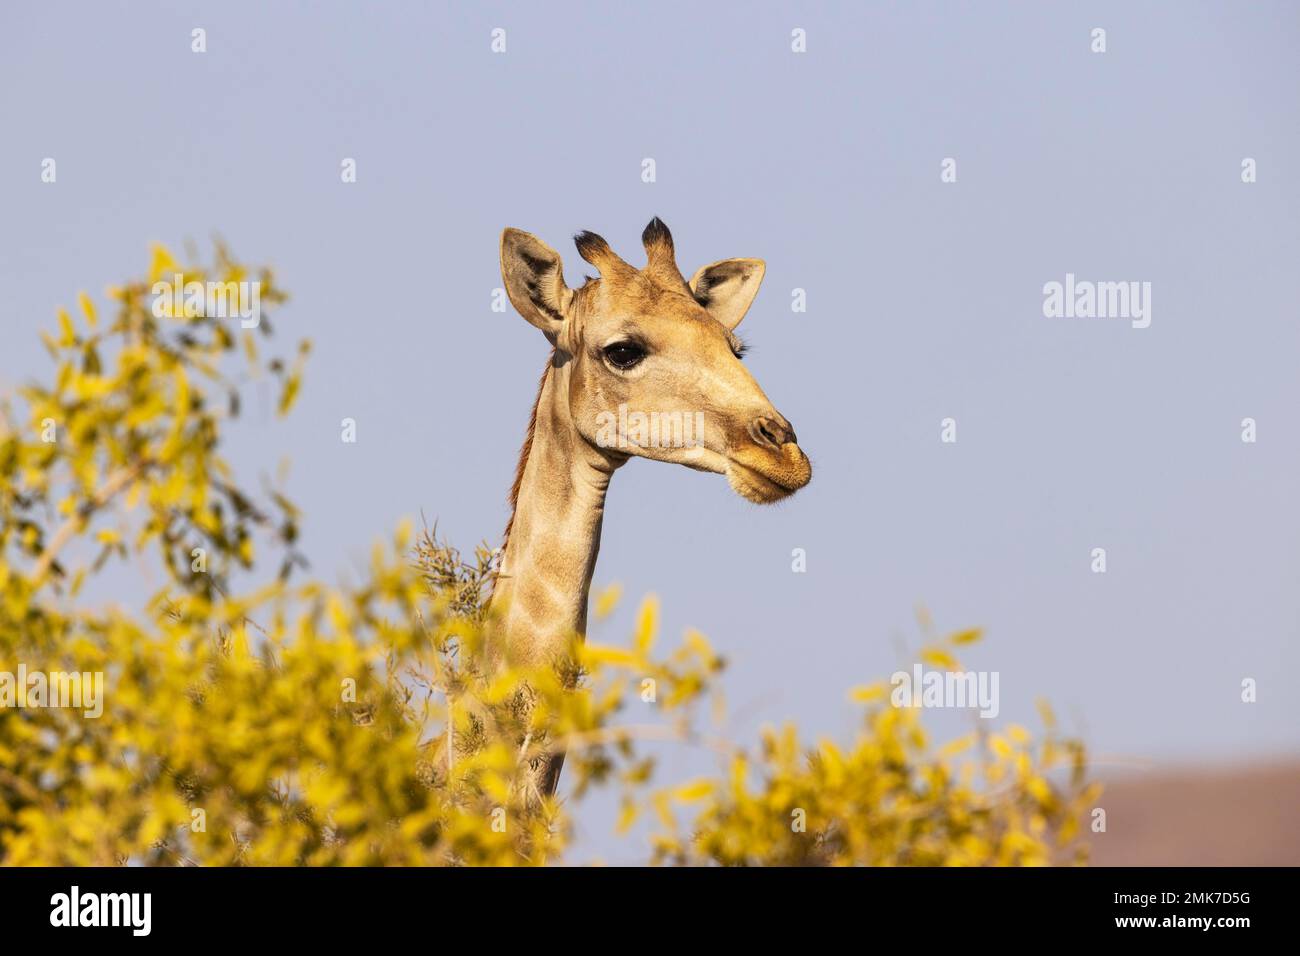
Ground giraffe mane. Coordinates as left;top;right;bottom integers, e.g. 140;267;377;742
502;349;554;551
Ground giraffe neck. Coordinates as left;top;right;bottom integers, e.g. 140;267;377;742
491;357;621;670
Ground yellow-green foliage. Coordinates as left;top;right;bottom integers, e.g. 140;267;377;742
0;247;1097;866
650;638;1093;866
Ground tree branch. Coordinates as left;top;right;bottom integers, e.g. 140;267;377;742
31;461;146;582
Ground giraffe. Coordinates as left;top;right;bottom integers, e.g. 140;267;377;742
489;218;811;794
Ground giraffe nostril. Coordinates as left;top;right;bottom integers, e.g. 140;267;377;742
752;416;795;449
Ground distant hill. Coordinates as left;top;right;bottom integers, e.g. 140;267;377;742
1086;759;1300;866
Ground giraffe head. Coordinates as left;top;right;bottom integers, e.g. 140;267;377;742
500;218;811;503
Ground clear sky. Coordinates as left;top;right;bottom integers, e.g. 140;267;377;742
2;1;1297;861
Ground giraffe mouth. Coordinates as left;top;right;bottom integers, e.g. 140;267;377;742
675;444;811;502
725;448;812;503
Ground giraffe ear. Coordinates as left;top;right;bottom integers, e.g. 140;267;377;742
688;258;765;331
501;229;573;337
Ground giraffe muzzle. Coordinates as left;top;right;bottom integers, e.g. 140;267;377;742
726;415;811;503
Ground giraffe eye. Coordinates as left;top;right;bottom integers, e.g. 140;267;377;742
603;342;646;370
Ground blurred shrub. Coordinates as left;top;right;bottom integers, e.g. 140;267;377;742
0;247;1096;865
